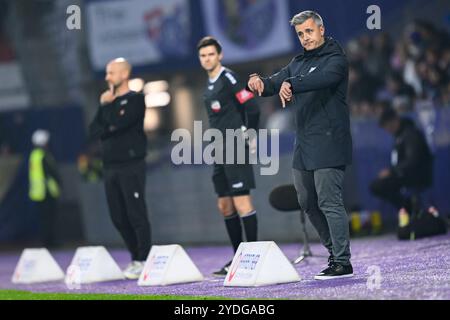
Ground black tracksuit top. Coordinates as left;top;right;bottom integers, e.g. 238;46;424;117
89;91;147;168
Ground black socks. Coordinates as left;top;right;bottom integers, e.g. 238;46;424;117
224;213;243;253
241;210;258;242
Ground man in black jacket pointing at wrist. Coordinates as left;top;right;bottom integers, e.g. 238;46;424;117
248;11;353;280
89;58;151;280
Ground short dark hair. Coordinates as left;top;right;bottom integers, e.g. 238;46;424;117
378;107;399;127
197;36;222;54
290;10;324;27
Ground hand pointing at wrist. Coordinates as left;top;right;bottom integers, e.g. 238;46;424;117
279;81;292;108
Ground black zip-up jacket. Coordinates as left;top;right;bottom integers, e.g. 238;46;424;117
89;91;147;168
391;118;433;187
260;37;352;170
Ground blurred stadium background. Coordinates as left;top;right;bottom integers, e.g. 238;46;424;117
0;0;449;249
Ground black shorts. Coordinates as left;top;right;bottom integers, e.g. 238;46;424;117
212;163;255;197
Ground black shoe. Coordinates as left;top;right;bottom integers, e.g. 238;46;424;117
212;261;232;277
314;262;353;280
316;255;335;276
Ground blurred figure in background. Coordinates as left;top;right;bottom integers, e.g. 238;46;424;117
376;72;416;113
370;107;433;216
28;129;61;248
346;20;450;117
197;36;260;277
89;58;151;280
77;142;103;183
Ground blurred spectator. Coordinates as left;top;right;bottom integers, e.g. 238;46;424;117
439;48;450;79
440;82;450;108
348;62;378;116
28;129;61;248
345;20;450;118
77;143;103;183
372;100;391;118
366;32;393;81
377;72;416;114
370;107;433;215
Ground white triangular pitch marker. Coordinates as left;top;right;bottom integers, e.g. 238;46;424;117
224;241;301;287
138;244;204;286
64;246;125;285
11;248;65;284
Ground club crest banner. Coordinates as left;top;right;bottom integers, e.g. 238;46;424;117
86;0;191;70
201;0;293;64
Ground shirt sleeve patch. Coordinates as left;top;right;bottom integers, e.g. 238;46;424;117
235;89;255;104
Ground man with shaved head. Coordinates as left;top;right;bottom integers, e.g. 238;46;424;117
89;58;151;280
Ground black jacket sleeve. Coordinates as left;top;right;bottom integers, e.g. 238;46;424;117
287;54;347;93
260;64;291;97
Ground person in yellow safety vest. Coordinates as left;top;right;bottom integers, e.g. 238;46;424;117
29;129;61;248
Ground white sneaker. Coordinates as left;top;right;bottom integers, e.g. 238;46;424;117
123;261;144;280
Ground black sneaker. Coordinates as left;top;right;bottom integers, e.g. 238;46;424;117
316;255;335;276
314;263;354;280
212;261;232;277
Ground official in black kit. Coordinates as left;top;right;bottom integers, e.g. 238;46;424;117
89;58;151;280
198;37;260;276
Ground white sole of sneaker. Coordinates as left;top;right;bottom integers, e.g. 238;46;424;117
212;274;227;277
123;274;141;280
314;273;354;280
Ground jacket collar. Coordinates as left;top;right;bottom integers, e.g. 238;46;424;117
295;36;342;60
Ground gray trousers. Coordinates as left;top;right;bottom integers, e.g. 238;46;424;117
293;167;351;265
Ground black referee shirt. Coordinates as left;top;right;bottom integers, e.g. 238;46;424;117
203;67;259;134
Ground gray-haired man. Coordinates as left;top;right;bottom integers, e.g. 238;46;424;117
248;10;353;280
